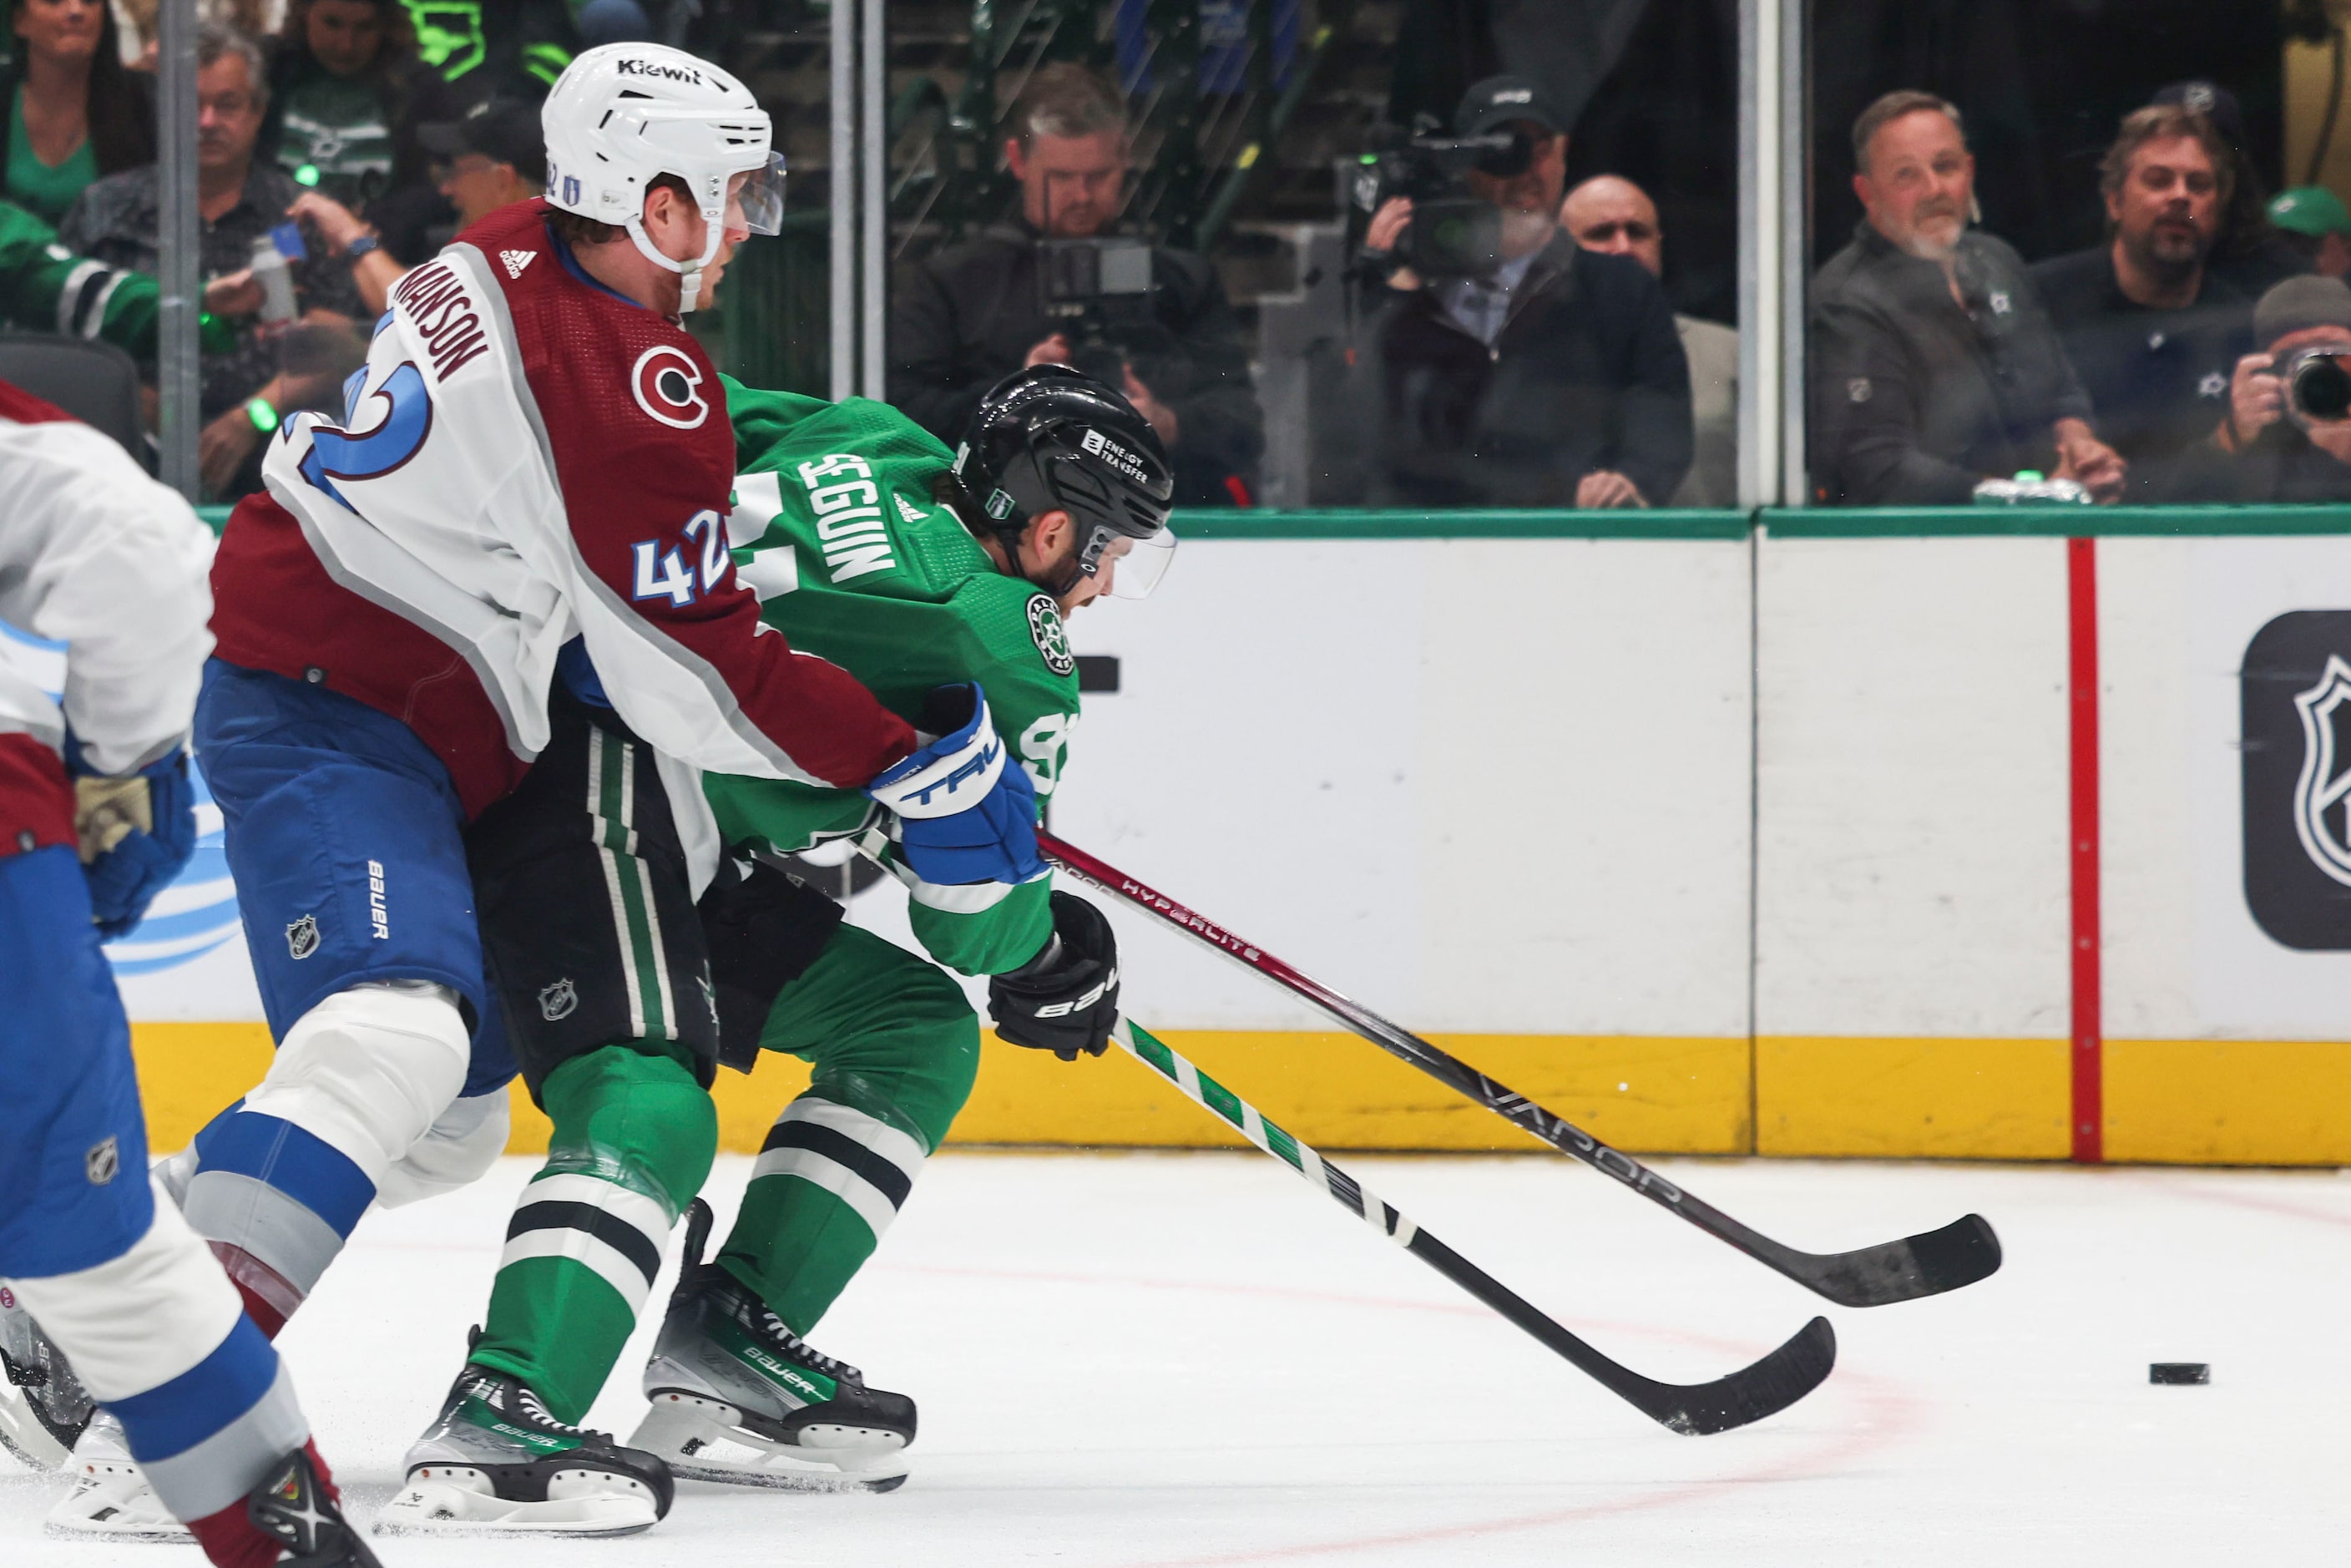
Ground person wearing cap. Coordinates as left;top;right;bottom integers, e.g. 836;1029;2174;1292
1356;73;1692;509
888;62;1262;507
2028;104;2252;499
2150;80;2308;298
2163;275;2351;502
2268;187;2351;281
282;95;546;316
1810;90;2125;505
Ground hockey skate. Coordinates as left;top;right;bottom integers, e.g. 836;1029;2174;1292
629;1199;916;1493
44;1409;189;1541
376;1363;674;1536
0;1286;90;1470
238;1445;381;1566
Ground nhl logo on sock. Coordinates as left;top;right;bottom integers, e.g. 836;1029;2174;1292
85;1136;119;1186
286;913;321;959
538;978;579;1021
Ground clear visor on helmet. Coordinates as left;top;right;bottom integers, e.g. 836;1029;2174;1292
728;153;787;236
1082;524;1177;600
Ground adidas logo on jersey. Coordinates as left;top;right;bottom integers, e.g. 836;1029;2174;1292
500;249;537;279
894;493;928;525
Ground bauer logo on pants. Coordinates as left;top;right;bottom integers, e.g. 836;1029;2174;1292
2240;611;2351;948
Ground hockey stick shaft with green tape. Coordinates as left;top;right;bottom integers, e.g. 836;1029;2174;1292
1110;1018;1833;1435
1044;832;2000;1310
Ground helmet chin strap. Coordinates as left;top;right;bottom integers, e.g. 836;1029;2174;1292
624;210;726;314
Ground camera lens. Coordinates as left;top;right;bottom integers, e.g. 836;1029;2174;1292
2294;356;2351;422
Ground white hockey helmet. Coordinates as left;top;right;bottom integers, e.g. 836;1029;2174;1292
540;42;786;311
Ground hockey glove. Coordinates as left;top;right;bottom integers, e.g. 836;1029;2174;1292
73;749;197;939
989;891;1120;1060
866;683;1045;887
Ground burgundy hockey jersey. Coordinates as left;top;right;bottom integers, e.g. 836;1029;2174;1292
210;199;914;820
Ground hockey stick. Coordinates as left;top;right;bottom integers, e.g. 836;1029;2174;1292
1039;832;2001;1310
1110;1018;1833;1434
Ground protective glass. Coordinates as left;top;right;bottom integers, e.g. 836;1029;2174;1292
1085;524;1177;600
735;152;787;236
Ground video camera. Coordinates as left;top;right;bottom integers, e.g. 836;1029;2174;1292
2282;345;2351;427
1037;236;1160;387
1342;115;1536;281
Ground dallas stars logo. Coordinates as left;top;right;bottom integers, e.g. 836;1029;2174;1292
1026;593;1075;677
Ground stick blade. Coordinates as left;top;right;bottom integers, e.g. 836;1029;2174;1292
1784;1213;2004;1308
1641;1316;1837;1436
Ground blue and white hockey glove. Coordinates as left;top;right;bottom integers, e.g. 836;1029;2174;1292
865;683;1044;887
71;748;197;939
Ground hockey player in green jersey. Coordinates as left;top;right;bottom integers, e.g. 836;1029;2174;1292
0;197;159;355
372;365;1172;1530
619;364;1177;1494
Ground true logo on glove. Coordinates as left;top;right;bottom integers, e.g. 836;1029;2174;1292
286;913;321;960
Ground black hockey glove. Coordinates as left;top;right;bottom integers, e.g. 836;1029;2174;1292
988;891;1120;1061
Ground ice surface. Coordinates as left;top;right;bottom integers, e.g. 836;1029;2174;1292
3;1151;2343;1565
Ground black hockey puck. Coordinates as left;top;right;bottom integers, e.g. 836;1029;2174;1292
2149;1363;2209;1384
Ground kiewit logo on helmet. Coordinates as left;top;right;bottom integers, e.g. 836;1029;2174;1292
1080;427;1149;482
616;58;704;84
1494;88;1532;104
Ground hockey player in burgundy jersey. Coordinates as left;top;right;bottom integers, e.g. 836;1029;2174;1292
0;382;378;1566
27;41;1049;1544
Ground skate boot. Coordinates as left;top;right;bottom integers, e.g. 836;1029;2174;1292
375;1363;674;1536
44;1409;189;1541
0;1286;91;1469
629;1199;916;1492
194;1444;381;1567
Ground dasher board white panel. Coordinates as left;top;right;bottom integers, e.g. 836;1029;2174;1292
1756;537;2069;1037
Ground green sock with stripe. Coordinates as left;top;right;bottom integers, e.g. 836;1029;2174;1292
468;1047;717;1424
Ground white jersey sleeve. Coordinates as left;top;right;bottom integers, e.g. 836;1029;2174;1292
0;408;215;774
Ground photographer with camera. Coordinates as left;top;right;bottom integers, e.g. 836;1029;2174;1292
1352;76;1691;509
2167;275;2351;503
888;63;1262;507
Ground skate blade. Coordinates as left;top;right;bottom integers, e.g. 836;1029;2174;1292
374;1476;660;1538
631;1403;909;1494
43;1505;192;1544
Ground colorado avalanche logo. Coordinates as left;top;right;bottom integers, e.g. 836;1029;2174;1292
632;345;709;430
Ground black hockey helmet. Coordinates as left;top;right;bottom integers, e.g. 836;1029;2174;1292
950;364;1177;599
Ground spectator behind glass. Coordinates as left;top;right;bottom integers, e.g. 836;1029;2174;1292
2268;187;2351;281
888;61;1264;507
2;0;154;225
1562;174;1736;507
2029;106;2252;500
265;0;432;213
2164;275;2351;503
2151;81;2308;299
1357;77;1692;508
59;23;363;499
1810;90;2124;506
287;94;546;316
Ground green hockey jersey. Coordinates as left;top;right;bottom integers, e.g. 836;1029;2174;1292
0;199;158;356
706;378;1083;976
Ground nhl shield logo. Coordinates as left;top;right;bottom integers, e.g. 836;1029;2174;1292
85;1136;119;1186
2292;654;2351;887
286;913;321;960
538;979;579;1022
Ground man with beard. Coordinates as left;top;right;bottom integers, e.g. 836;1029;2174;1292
1810;90;2125;505
1358;75;1692;509
2030;106;2252;500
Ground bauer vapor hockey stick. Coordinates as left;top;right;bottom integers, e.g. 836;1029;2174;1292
1039;832;2001;1310
1110;1018;1833;1434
